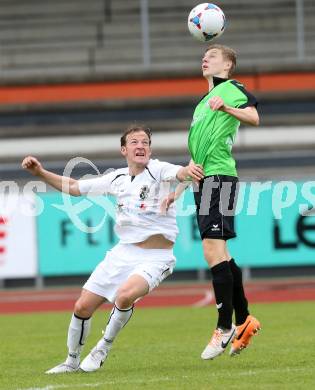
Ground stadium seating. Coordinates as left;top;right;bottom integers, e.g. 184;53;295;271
0;0;314;80
0;0;314;165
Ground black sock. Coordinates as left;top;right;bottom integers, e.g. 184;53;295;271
211;261;233;330
229;258;249;325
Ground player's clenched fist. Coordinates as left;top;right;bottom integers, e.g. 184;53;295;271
21;156;43;176
187;160;204;182
208;96;226;111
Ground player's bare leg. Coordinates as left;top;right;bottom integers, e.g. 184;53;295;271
46;290;105;374
80;275;149;372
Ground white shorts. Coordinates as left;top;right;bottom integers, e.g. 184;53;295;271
83;243;176;303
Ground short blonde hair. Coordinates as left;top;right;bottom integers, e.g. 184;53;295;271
205;44;237;77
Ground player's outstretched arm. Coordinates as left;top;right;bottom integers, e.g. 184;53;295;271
21;156;81;196
209;96;259;126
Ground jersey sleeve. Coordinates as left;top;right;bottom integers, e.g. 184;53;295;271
78;170;116;196
159;161;182;182
230;80;258;109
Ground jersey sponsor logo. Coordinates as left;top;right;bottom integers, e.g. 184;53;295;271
226;134;236;152
191;112;207;126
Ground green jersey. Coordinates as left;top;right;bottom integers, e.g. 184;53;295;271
188;77;257;177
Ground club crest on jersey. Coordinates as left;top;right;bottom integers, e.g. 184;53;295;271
139;185;150;200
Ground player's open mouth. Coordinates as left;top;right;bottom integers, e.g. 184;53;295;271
135;152;145;157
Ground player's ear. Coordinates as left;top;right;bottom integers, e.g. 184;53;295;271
121;146;127;157
224;60;232;75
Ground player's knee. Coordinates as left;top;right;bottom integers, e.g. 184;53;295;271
115;288;134;309
203;242;225;265
204;246;218;261
74;299;93;318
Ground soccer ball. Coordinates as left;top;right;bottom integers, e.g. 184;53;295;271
188;3;226;42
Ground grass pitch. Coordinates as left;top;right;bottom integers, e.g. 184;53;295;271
1;301;315;390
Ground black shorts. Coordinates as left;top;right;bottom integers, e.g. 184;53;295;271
193;175;239;241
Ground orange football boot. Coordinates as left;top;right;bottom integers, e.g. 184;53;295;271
230;315;261;356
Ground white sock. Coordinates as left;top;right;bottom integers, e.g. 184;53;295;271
100;304;134;348
66;313;91;365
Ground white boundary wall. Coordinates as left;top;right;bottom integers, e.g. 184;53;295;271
0;194;37;278
0;126;314;160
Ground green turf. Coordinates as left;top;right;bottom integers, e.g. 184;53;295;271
1;301;315;390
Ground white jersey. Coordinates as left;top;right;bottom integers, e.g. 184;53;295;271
78;159;182;244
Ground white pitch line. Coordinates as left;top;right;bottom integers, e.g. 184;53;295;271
17;376;171;390
17;367;311;390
